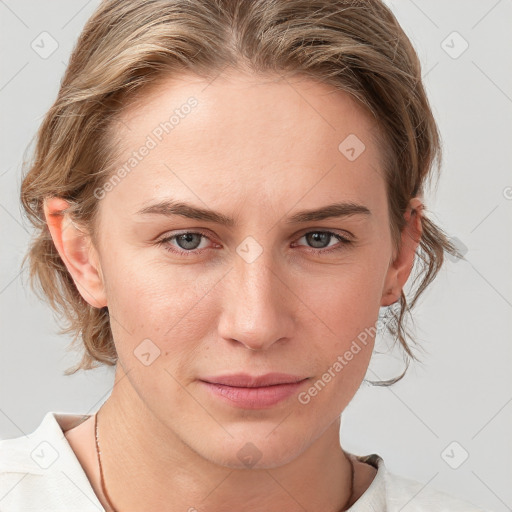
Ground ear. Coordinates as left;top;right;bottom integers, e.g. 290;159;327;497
43;197;107;309
381;197;423;307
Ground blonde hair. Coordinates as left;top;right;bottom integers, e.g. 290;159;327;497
20;0;459;384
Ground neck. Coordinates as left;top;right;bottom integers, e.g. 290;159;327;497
97;365;355;512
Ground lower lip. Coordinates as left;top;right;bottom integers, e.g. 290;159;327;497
200;380;308;409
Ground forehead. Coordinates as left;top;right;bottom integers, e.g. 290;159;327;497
102;69;386;218
115;69;380;151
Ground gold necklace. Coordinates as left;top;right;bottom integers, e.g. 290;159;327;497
94;409;355;512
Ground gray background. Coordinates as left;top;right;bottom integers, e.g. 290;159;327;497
1;1;511;510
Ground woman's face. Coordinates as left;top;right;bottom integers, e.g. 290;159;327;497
80;69;412;467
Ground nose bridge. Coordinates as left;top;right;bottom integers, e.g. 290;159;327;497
238;249;276;309
219;242;292;351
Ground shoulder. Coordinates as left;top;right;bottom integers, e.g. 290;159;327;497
349;453;492;512
384;471;489;511
0;411;104;512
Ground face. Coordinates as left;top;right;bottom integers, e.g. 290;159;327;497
48;69;418;469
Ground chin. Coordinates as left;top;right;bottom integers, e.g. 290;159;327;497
196;424;313;470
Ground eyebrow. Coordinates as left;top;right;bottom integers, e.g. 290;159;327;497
135;199;371;226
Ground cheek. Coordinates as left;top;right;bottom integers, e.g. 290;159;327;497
293;256;386;394
102;254;217;360
301;258;387;337
297;278;378;415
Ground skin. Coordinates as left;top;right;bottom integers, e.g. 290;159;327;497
45;68;422;512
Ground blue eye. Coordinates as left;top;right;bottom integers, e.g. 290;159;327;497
156;230;353;257
156;231;212;256
293;231;353;254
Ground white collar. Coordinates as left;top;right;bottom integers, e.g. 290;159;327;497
0;411;390;511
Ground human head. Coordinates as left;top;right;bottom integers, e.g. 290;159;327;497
20;0;458;386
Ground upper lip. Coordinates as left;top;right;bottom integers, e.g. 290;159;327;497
200;373;308;388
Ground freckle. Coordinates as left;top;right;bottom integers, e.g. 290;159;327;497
165;351;169;356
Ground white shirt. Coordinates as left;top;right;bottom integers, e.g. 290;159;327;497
0;411;490;511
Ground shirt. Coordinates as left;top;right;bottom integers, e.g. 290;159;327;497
0;411;490;511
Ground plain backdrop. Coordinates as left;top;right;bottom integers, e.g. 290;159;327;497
1;1;511;511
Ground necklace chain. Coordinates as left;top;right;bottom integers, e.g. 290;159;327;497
94;408;119;512
94;408;355;512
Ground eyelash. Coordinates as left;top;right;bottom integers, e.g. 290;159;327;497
155;230;354;257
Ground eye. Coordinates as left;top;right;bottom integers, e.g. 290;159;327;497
156;231;215;256
293;230;353;254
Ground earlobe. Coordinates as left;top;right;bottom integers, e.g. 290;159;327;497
380;197;423;307
43;197;107;309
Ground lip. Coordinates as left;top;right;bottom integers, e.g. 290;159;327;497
200;372;307;387
199;373;309;409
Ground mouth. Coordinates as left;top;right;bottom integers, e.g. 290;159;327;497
199;373;309;409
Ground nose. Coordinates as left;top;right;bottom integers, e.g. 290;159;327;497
217;251;294;352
